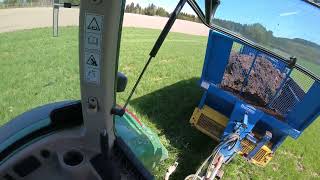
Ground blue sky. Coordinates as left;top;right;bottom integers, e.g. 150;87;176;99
214;0;320;44
127;0;320;44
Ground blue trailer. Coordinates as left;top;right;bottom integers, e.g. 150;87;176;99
189;30;320;178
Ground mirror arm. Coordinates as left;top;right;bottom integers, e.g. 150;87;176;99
205;0;220;24
187;0;206;22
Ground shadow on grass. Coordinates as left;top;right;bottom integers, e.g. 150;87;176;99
131;78;216;179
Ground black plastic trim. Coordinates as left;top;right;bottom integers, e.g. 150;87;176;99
0;102;83;162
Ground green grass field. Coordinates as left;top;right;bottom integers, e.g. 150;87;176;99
0;27;319;179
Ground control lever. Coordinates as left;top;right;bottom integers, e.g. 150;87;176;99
90;129;120;180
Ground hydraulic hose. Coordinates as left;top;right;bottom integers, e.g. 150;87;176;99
185;133;240;180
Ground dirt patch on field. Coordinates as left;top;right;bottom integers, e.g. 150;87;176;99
0;8;209;35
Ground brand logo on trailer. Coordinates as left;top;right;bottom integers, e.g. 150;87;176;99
241;104;256;114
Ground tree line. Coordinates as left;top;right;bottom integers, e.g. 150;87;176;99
125;2;200;23
0;0;80;7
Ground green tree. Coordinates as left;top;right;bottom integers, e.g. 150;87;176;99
155;7;169;17
134;3;142;14
125;2;135;13
144;3;156;16
3;0;19;5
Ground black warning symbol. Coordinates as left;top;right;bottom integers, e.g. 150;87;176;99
87;55;98;66
87;17;100;31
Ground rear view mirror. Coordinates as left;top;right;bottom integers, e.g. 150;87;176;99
116;72;128;92
188;0;220;26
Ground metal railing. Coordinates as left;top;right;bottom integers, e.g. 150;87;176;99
221;42;315;119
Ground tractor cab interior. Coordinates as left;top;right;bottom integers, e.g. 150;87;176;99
0;0;319;180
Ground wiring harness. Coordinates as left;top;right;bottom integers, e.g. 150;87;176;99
185;133;240;180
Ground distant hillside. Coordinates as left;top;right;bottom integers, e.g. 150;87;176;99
213;19;320;65
291;38;320;49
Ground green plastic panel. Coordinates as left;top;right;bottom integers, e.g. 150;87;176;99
115;111;168;171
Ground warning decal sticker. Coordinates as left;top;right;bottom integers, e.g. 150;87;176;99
85;14;103;34
85;33;101;50
87;17;100;31
87;55;98;67
84;13;103;85
85;52;100;68
85;68;100;84
84;52;100;84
